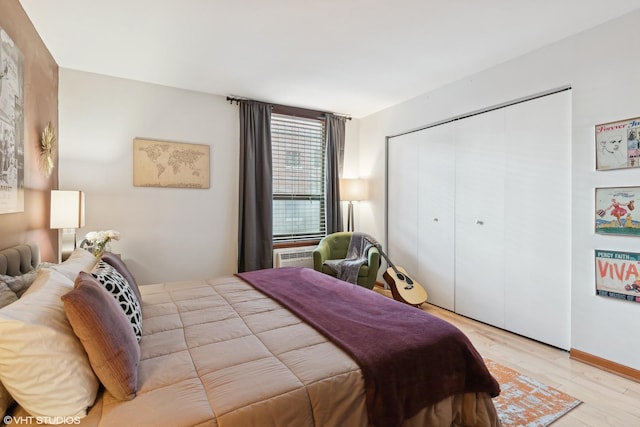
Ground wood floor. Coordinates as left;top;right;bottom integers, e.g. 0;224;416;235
375;288;640;426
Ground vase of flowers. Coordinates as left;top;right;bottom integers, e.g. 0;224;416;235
81;230;120;257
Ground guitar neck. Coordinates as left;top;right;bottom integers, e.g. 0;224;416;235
376;245;400;275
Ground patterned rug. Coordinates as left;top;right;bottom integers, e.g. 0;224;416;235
485;359;582;426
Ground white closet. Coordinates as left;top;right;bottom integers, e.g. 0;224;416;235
387;90;571;350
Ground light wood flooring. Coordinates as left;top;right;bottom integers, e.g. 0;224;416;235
375;288;640;426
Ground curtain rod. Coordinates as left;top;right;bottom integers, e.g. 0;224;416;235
226;96;351;121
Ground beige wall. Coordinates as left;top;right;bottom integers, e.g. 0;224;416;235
0;0;58;262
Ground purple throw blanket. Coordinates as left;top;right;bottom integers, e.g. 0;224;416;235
237;267;500;427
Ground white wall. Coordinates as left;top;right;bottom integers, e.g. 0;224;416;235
59;69;238;284
59;69;362;284
359;10;640;370
342;118;366;230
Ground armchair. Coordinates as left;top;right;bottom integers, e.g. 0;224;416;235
312;232;380;289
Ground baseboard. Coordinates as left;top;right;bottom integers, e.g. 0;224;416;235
570;348;640;383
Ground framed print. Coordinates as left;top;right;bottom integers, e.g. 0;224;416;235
595;186;640;236
133;138;210;189
595;117;640;170
595;249;640;303
0;27;25;214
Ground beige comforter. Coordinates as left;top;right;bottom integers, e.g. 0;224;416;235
12;275;499;426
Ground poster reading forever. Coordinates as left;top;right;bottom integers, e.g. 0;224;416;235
595;250;640;303
595;117;640;170
0;27;24;214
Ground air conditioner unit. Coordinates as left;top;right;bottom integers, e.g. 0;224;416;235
273;246;315;268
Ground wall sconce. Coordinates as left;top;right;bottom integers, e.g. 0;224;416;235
340;178;369;232
40;122;56;178
50;190;85;261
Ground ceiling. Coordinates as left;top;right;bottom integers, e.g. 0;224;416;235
19;0;640;118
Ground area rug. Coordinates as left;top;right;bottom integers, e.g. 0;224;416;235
485;359;582;426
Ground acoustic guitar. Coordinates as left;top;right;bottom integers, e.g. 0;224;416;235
379;251;428;307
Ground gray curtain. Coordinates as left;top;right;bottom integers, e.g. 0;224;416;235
325;114;346;234
238;100;273;272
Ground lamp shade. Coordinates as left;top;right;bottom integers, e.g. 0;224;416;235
340;179;369;202
50;190;85;229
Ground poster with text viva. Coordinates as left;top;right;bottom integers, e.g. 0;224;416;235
595;250;640;303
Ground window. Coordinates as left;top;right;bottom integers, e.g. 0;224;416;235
272;113;326;242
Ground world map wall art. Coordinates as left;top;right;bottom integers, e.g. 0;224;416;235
133;138;210;189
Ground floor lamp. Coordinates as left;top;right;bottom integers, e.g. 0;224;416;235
50;190;85;261
340;178;369;232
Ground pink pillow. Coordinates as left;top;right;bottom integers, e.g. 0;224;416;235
62;272;140;400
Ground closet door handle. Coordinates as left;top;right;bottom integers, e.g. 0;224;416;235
433;218;439;222
475;219;484;225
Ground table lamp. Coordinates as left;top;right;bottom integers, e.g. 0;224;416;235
50;190;85;261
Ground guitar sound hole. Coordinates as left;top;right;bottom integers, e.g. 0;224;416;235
397;273;405;281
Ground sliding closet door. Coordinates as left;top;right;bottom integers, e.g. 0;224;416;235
387;133;419;278
504;91;571;349
387;89;571;348
455;108;506;328
416;122;455;310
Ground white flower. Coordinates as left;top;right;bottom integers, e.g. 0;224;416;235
85;231;99;242
82;230;120;257
105;230;120;241
85;230;120;243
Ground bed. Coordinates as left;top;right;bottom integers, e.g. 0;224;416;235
0;244;500;427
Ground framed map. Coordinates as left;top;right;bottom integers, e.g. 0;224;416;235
133;138;210;189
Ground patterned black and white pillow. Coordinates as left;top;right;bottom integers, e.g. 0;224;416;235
91;260;142;342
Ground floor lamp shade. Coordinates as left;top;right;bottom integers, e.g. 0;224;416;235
339;179;369;232
50;190;85;260
339;179;369;202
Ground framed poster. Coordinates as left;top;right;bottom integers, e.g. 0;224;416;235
0;27;24;214
595;186;640;236
133;138;210;189
595;249;640;303
595;117;640;170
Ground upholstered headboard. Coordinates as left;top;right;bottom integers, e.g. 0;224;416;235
0;243;40;276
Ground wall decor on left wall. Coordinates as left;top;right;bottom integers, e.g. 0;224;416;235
40;121;56;178
0;26;24;214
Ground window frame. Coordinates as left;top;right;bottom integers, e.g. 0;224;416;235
271;105;327;244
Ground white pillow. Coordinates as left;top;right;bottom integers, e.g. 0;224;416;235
48;248;98;282
0;269;99;421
